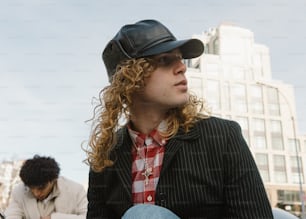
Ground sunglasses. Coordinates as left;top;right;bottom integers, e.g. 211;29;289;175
148;53;184;67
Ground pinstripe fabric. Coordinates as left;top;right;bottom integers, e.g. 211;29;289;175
87;117;274;219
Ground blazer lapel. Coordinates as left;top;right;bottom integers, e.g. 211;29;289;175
112;127;133;200
160;125;200;177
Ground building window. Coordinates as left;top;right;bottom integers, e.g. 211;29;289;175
273;155;287;183
213;38;219;55
270;120;284;150
277;190;302;215
253;118;266;133
271;136;284;150
252;102;264;115
236;116;249;144
267;87;280;116
185;58;200;69
255;153;270;182
253;136;267;149
189;77;203;98
223;82;231;111
290;156;304;184
270;120;283;133
250;85;264;114
252;118;267;149
206;63;219;78
205;80;221;111
278;190;300;202
231;83;247;113
288;139;301;154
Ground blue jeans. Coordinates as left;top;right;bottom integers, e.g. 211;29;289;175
122;204;180;219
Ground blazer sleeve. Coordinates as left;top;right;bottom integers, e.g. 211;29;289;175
223;121;273;218
86;169;111;219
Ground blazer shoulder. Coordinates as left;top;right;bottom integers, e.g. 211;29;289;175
195;116;241;131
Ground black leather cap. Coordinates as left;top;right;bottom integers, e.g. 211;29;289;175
102;19;204;81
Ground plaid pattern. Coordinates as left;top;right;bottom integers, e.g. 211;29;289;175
128;126;166;204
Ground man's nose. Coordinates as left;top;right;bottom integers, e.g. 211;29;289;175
32;189;42;197
174;60;186;75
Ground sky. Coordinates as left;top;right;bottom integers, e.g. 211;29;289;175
1;0;306;184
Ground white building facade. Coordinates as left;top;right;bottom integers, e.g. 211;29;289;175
186;23;306;217
0;160;22;211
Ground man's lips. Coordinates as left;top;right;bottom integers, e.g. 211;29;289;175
175;79;187;86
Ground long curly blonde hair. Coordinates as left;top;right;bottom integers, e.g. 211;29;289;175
84;58;209;172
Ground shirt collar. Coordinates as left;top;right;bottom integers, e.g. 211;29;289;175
45;180;60;202
128;120;167;147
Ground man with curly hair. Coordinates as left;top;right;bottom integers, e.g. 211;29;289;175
85;19;273;218
5;155;87;219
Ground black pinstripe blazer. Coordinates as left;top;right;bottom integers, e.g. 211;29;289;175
87;117;273;219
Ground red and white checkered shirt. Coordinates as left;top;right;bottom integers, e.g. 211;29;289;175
128;124;167;204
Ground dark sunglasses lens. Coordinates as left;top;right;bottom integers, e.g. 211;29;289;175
154;54;182;67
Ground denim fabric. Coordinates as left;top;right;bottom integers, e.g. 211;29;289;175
122;204;180;219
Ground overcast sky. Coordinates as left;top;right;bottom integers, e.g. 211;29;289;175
1;0;305;184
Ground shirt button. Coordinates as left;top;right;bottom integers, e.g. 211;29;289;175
147;195;153;202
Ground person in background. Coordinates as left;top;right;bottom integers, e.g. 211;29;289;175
85;19;273;219
5;155;87;219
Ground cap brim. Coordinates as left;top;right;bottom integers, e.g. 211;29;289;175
139;38;204;59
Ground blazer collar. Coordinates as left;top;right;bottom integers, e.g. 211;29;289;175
111;127;133;200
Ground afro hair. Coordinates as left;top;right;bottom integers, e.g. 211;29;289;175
19;155;60;187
